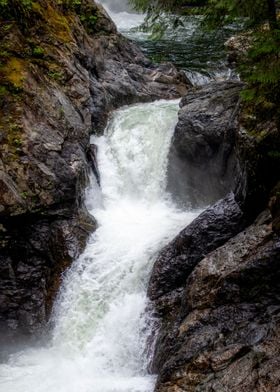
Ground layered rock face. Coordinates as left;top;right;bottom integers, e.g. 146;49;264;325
0;0;189;341
150;81;280;391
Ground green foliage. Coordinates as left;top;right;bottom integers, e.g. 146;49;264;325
32;46;45;58
79;13;98;32
0;0;33;24
0;85;7;105
57;0;82;11
203;0;270;29
129;0;206;13
129;0;203;38
129;0;278;31
58;0;99;33
130;0;280;126
240;28;280;124
48;70;64;81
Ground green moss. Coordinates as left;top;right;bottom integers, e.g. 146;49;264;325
44;4;72;42
32;46;45;58
59;0;99;34
0;50;10;58
20;192;27;199
0;85;7;104
48;70;64;81
1;58;26;89
1;23;13;32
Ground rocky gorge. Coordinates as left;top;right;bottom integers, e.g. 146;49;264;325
0;0;189;344
0;1;280;391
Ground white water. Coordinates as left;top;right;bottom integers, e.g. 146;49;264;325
0;100;199;392
97;0;145;31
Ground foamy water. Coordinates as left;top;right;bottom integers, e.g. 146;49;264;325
0;100;199;392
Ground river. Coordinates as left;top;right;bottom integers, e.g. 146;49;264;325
0;3;226;392
99;0;239;85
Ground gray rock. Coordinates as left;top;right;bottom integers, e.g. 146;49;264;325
167;81;243;208
148;192;244;301
154;212;280;392
148;48;280;392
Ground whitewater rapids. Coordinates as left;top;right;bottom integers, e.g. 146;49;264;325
0;100;199;392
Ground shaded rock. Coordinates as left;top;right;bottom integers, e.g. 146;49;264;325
235;120;280;221
167;81;243;208
153;211;280;392
87;144;100;185
0;207;96;343
269;181;280;234
148;192;244;301
184;210;272;313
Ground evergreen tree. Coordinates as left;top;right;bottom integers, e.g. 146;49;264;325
129;0;278;30
130;0;280;125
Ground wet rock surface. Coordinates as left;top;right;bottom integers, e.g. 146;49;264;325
151;75;280;391
0;0;190;339
0;208;96;342
153;211;280;392
167;80;243;207
148;192;244;301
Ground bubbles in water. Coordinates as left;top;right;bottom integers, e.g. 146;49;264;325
97;0;145;31
0;100;199;392
97;0;131;13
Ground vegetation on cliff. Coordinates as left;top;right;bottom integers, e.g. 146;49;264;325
0;0;107;215
130;0;280;127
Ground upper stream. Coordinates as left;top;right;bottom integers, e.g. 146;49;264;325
99;0;239;85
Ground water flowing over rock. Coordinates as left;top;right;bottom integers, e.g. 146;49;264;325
0;96;199;392
0;0;190;340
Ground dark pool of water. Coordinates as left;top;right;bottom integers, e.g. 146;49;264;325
123;17;241;84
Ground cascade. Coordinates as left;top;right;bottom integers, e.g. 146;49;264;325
0;100;199;392
96;0;145;30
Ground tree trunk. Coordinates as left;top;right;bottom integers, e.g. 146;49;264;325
267;0;278;29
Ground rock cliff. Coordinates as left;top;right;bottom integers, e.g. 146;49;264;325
150;81;280;391
167;81;243;207
0;0;189;343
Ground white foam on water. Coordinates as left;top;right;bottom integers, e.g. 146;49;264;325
97;0;145;31
0;100;199;392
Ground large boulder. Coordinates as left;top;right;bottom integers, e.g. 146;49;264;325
167;81;243;207
154;211;280;392
148;192;244;301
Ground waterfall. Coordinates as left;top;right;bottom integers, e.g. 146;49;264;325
96;0;145;31
0;100;199;392
97;0;131;12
